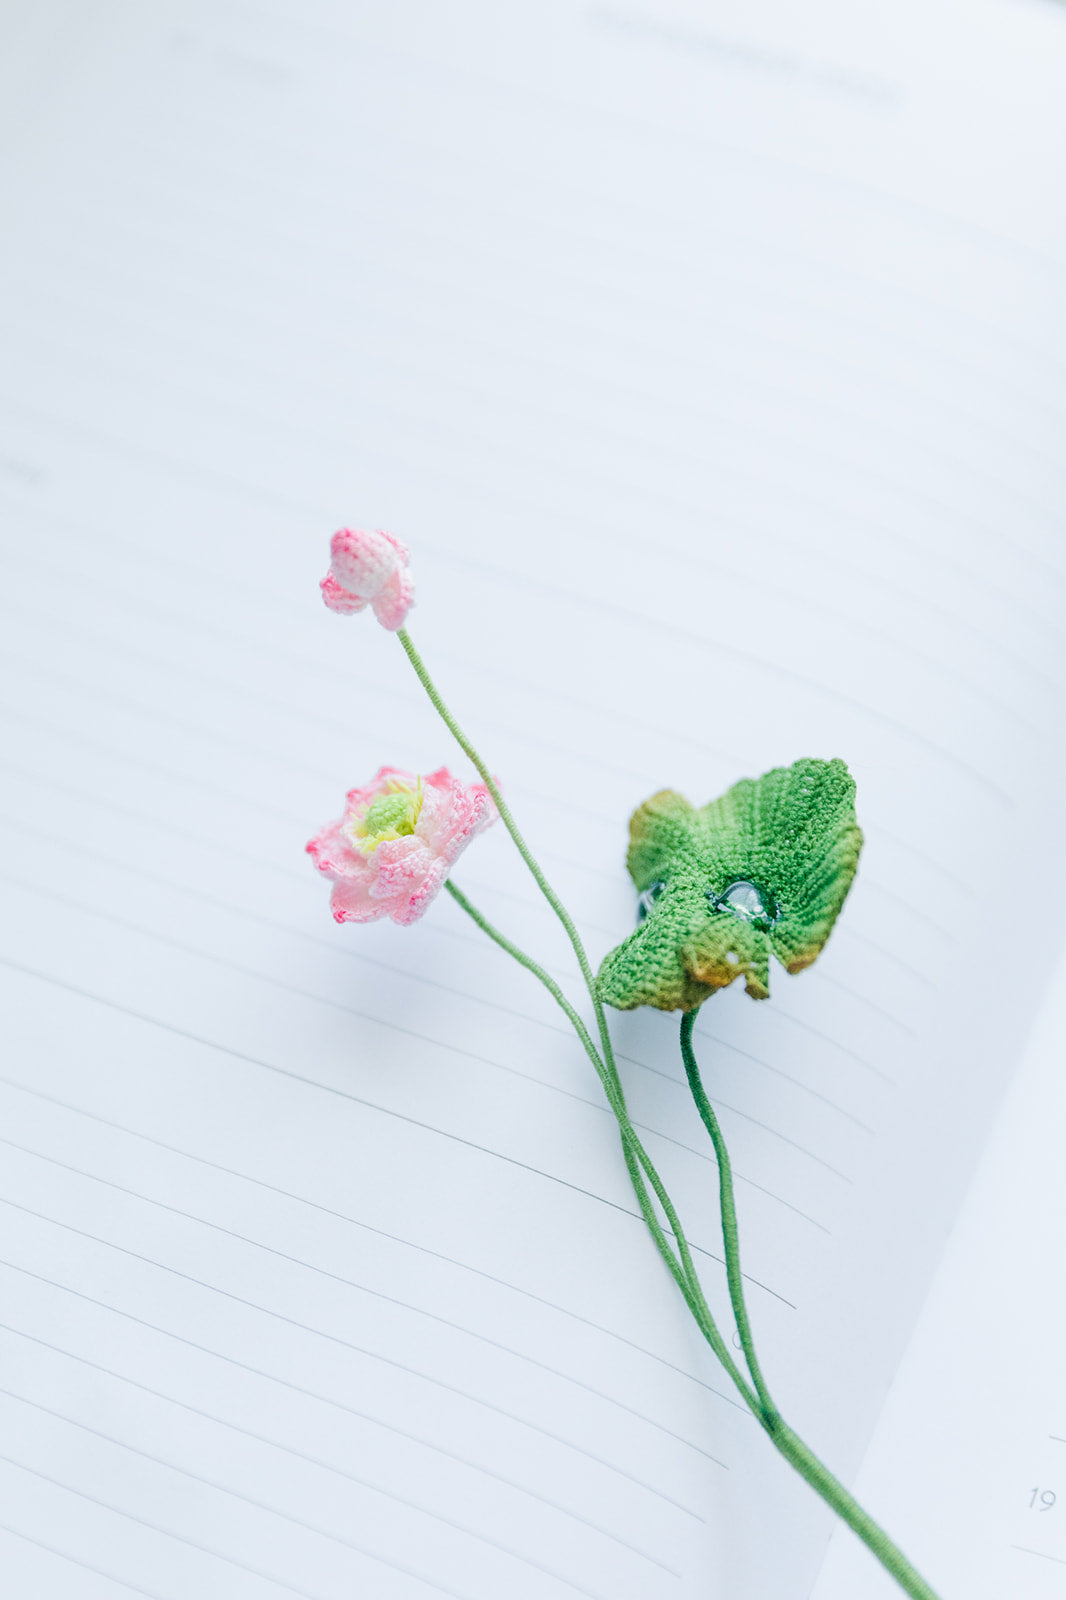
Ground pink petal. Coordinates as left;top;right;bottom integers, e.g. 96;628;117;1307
379;530;411;564
309;764;496;927
391;857;449;925
369;836;435;899
370;562;415;631
319;572;368;614
306;817;365;880
329;528;398;599
342;765;420;819
329;876;388;923
417;767;496;859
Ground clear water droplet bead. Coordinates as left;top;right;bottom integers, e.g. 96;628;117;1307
709;879;777;929
637;881;665;922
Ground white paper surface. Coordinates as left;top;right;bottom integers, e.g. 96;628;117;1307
1;1;1065;1595
812;946;1066;1599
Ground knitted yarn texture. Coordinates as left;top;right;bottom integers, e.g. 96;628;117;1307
597;757;863;1011
320;527;415;630
307;765;496;926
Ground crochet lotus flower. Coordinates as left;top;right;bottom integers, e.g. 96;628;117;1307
597;758;862;1012
320;527;414;630
307;766;495;926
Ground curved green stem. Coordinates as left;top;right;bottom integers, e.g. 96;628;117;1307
398;629;618;1075
680;1007;777;1415
443;879;604;1085
398;633;937;1597
679;1010;941;1600
444;878;759;1408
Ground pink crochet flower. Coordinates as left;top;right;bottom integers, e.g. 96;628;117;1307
307;766;496;926
320;527;414;630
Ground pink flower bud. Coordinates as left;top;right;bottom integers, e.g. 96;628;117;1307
319;528;414;631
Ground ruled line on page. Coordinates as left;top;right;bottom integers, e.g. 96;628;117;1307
0;866;859;1194
18;176;1062;643
400;343;1064;684
0;639;934;1053
0;1452;324;1600
0;1132;723;1468
0;329;1045;789
0;707;902;1184
688;1028;875;1135
0;686;974;1026
0;750;903;1099
0;1253;706;1531
123;6;1066;384
0;859;836;1236
0;694;311;825
0;557;972;954
0;950;800;1312
0;1192;711;1521
44;49;1066;579
0;752;901;1112
0;641;341;799
6;183;1066;575
212;0;1066;383
0;753;310;888
1;487;1047;876
816;971;917;1036
0;577;675;806
1010;1545;1066;1569
0;611;883;886
0;1448;497;1600
0;371;1044;801
0;646;958;1023
0;1071;745;1409
0;448;1030;960
0;1319;691;1564
4;460;1056;755
0;953;663;1247
5;409;1057;749
840;929;936;990
373;316;1066;604
1;1385;677;1593
0;680;697;914
0;789;587;1052
0;800;877;1150
0;692;928;1043
0;1520;169;1600
762;1003;892;1082
0;1266;706;1533
407;549;1023;805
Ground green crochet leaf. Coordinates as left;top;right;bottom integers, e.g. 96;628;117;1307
597;758;862;1012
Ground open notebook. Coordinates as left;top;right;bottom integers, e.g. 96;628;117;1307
1;1;1064;1595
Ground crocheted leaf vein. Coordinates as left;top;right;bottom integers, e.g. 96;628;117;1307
597;757;862;1012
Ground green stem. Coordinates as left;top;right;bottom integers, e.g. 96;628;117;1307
443;879;603;1086
398;628;618;1074
399;635;737;1369
679;1010;941;1600
400;636;936;1596
680;1008;777;1415
769;1423;941;1600
444;878;759;1408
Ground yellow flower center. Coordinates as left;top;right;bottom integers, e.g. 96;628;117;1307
349;776;424;853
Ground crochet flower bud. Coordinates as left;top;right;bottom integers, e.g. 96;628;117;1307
320;528;414;630
307;766;495;926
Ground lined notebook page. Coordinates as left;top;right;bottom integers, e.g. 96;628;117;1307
811;946;1066;1600
1;1;1065;1596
